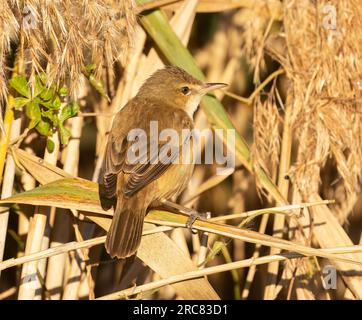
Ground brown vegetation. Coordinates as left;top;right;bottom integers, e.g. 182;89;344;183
0;0;361;300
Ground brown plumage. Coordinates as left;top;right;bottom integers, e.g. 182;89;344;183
101;66;227;259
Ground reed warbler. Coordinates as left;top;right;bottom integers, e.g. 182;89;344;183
102;66;227;258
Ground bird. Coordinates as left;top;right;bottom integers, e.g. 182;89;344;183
101;65;227;259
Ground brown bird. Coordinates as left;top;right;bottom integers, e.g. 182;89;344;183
101;66;226;259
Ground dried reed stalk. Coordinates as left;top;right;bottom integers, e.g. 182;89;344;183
264;94;292;299
281;0;362;298
98;244;362;300
18;132;60;299
0;226;172;272
45;116;84;299
233;0;362;298
0;48;24;276
241;213;268;299
17;212;47;299
17;145;36;259
0;116;22;268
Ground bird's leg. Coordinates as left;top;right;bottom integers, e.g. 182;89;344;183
160;200;208;230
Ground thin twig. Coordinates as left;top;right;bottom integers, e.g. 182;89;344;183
224;69;285;105
77;112;116;117
9;128;30;148
209;200;334;222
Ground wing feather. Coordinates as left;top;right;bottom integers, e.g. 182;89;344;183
101;100;193;199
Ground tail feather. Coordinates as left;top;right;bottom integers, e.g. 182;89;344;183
105;197;145;259
125;211;144;254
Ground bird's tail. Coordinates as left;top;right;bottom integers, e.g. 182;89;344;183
105;196;145;259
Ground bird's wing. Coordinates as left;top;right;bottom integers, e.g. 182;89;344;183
122;106;193;198
102;100;141;198
102;101;193;199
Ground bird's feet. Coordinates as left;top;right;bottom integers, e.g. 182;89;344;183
186;211;208;232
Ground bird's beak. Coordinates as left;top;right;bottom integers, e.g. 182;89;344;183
199;82;228;95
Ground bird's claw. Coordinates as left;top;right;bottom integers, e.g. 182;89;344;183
186;211;207;234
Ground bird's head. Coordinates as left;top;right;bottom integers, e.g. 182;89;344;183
138;66;227;117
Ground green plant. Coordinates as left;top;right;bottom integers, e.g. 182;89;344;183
9;74;79;151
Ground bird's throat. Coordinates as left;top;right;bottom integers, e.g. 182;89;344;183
185;94;202;117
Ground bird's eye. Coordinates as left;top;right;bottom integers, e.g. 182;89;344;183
180;86;190;95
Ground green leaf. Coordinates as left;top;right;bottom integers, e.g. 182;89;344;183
46;139;55;153
59;124;71;145
57;101;79;145
88;74;110;102
59;102;80;122
9;75;30;98
59;87;68;97
83;64;97;74
14;97;30;109
38;95;61;110
34;75;45;97
40;86;55;101
28;120;38;130
35;119;51;136
38;98;54;109
37;72;47;85
51;96;61;110
41;109;58;126
26;101;41;129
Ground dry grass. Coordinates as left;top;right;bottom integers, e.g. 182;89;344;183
0;0;361;300
0;0;135;101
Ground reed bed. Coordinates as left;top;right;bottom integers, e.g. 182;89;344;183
0;0;361;300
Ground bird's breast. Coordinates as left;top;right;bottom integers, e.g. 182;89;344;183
155;139;195;200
